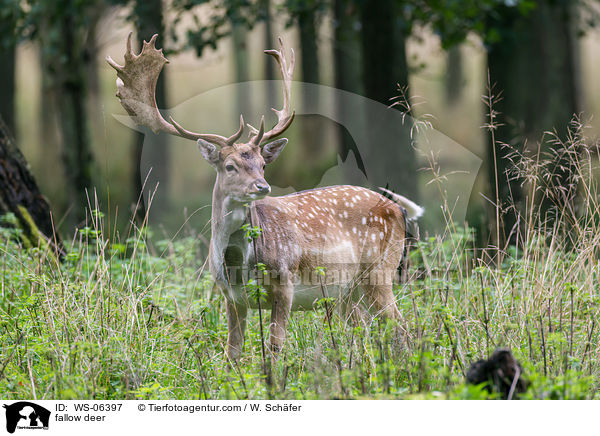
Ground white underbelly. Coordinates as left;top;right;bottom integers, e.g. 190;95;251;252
290;283;353;310
231;282;355;311
224;264;361;311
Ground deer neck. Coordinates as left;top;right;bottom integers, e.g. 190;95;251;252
209;178;253;283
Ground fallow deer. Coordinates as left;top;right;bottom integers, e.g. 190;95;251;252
107;33;423;360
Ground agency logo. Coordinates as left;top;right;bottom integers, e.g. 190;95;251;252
2;402;50;434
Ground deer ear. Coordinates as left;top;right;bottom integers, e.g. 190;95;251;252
261;138;288;164
197;139;220;167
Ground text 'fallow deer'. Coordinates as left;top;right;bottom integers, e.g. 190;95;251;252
107;33;423;360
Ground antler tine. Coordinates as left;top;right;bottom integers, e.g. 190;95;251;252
126;30;133;56
107;32;243;148
249;37;295;146
251;116;265;146
228;115;245;144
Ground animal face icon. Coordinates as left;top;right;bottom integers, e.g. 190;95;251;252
3;402;50;434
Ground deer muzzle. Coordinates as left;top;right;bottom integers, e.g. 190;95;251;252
254;180;271;195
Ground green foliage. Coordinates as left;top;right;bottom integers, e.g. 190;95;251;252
241;223;262;242
409;0;545;48
170;0;264;56
282;0;328;28
17;0;103;56
314;266;326;276
1;221;599;400
406;0;600;51
0;0;25;50
245;278;268;302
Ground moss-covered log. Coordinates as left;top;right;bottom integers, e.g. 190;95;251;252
0;116;65;258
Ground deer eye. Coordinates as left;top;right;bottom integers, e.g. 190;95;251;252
225;164;236;172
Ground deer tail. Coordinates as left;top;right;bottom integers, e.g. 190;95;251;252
379;187;424;220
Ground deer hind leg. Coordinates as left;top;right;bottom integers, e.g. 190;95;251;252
360;264;406;327
226;300;248;362
362;282;403;321
269;279;294;356
338;287;367;327
360;279;411;353
359;261;413;349
355;243;405;316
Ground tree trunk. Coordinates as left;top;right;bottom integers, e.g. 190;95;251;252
298;9;319;88
0;45;15;136
38;30;66;214
0;117;65;258
486;1;579;245
262;0;276;109
84;3;107;137
359;0;417;200
53;10;94;226
296;8;324;159
231;18;251;117
445;45;463;104
132;0;169;224
333;0;366;180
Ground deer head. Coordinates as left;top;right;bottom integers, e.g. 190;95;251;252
106;33;295;203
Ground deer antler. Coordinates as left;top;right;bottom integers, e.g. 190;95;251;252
248;37;295;146
106;32;244;147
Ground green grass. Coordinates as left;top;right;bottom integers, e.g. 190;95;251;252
0;213;598;400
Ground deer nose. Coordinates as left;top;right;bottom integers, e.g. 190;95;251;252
254;181;271;194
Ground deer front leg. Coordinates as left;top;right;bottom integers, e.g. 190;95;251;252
269;280;293;355
225;300;248;361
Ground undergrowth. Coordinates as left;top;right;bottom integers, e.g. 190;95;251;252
2;111;600;400
0;216;598;400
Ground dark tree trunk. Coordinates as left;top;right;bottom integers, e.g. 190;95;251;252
38;31;65;213
132;0;169;224
231;18;251;117
0;45;15;136
297;6;324;159
486;1;579;245
53;10;94;226
262;0;276;109
84;3;106;136
298;9;319;87
445;45;463;104
359;0;417;200
0;117;65;258
333;0;366;180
